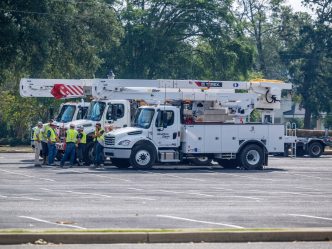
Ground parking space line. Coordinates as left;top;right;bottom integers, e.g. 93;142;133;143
13;197;41;201
221;195;262;201
0;169;55;182
157;215;244;228
288;214;332;221
19;216;86;229
200;170;276;182
289;173;328;180
143;171;205;182
158;189;214;197
90;173;132;182
65;190;155;201
246;190;315;197
212;187;234;191
294;186;323;192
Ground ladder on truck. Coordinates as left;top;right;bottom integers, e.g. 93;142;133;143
285;122;297;158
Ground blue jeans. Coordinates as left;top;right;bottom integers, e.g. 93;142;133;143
47;143;57;165
94;142;104;165
60;143;76;166
77;143;86;163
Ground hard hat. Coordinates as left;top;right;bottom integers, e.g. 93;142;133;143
70;123;75;128
37;121;43;126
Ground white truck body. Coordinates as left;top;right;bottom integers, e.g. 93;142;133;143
104;105;292;170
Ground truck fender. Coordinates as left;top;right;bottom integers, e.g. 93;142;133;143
132;139;158;154
237;140;268;154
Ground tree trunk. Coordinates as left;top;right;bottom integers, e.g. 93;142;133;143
304;108;312;129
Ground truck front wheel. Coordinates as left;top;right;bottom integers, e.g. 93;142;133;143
308;142;323;158
130;144;156;170
239;144;264;170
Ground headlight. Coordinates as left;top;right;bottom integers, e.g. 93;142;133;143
118;140;131;146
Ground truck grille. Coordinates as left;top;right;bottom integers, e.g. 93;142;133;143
105;136;115;146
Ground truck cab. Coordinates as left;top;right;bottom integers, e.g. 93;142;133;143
104;105;182;169
59;99;132;163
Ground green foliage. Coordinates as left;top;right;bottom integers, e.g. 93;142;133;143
324;115;332;129
288;118;304;129
277;4;332;128
0;0;330;143
99;0;254;79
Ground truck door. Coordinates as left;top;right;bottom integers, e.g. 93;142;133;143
105;103;127;128
153;109;180;148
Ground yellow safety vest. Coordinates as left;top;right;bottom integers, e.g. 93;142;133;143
79;132;87;144
48;128;57;142
94;128;105;143
33;127;40;141
42;125;50;140
66;129;78;143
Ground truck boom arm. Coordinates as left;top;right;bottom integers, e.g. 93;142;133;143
20;78;94;98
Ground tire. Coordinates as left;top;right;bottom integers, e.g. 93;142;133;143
55;151;63;161
296;147;305;157
308;142;323;158
130;143;156;170
190;156;212;166
216;159;238;169
86;142;95;165
239;144;264;170
112;158;130;169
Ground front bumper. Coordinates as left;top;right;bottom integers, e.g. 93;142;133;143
104;147;131;159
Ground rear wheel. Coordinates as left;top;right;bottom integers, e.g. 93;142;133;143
190;156;212;166
130;143;156;170
239;144;264;170
112;158;130;168
308;142;323;158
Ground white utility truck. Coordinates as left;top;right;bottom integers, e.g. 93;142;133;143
20;78;90;152
95;79;295;170
21;78;232;164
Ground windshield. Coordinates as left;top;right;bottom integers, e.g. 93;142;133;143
133;108;155;129
56;105;76;123
86;101;106;121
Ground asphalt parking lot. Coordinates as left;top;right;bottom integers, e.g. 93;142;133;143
0;153;331;230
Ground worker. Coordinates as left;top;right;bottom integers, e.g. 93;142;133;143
60;124;78;168
33;121;43;166
76;126;87;166
47;121;59;166
92;122;105;167
41;119;53;165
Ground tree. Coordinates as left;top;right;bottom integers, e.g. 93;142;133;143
100;0;255;80
278;2;332;128
0;0;123;143
235;0;285;77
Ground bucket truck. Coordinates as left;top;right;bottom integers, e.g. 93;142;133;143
92;79;296;170
20;78;91;154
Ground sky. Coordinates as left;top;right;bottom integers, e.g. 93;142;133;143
286;0;311;12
